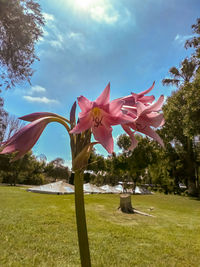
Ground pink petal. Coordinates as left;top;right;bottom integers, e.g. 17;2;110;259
138;95;155;104
136;113;164;128
122;105;137;115
136;126;164;147
92;124;113;153
122;125;138;150
120;95;136;106
136;81;155;97
95;83;110;106
109;99;124;115
78;96;93;114
145;113;165;128
70;113;92;134
102;109;133;126
136;101;147;116
142;95;164;114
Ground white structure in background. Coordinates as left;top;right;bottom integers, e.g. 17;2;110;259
134;186;143;194
83;183;105;194
27;181;74;195
134;186;152;194
100;184;120;193
27;181;152;195
114;184;123;193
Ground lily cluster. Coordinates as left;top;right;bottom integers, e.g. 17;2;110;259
0;82;164;162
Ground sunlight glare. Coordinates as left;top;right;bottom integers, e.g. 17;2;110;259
74;0;100;10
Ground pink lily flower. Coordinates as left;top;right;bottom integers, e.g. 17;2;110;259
70;83;133;153
122;94;165;150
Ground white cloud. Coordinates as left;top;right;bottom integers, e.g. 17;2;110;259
43;12;55;23
174;34;194;45
29;85;46;95
23;96;59;104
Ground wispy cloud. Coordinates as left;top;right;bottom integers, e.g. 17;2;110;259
174;34;194;45
29;85;46;95
23;96;59;104
39;12;86;51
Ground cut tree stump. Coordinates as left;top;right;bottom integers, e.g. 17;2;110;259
119;194;134;213
119;194;154;217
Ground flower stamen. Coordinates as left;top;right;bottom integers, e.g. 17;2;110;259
91;107;103;128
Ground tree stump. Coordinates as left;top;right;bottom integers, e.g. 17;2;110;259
119;194;134;213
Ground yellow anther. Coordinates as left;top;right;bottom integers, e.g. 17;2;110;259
91;107;101;117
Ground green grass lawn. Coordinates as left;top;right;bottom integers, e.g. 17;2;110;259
0;186;200;267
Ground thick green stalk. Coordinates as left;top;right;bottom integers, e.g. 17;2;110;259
74;171;91;267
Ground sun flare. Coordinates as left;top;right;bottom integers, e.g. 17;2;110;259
74;0;100;10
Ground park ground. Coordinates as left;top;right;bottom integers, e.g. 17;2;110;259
0;186;200;266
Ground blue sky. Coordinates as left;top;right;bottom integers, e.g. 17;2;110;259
2;0;200;168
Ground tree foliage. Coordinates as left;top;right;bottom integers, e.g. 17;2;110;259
185;18;200;62
0;0;44;89
45;158;70;182
162;58;197;87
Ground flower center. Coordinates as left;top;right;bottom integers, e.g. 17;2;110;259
91;107;103;128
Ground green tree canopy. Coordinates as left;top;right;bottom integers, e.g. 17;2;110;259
0;0;44;89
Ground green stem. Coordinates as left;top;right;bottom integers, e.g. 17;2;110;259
74;171;91;267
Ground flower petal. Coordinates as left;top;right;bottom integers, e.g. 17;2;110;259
70;113;92;134
92;124;113;153
109;99;124;115
122;125;138;150
138;95;155;104
142;95;164;114
120;94;136;106
136;81;155;97
135;113;164;128
102;108;133;126
78;96;93;114
136;101;147;116
137;126;164;147
95;83;110;106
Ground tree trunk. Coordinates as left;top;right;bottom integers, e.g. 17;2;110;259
119;194;134;213
186;138;198;197
188;178;198;196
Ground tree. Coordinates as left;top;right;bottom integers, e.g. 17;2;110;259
0;96;7;142
1;114;24;142
185;18;200;63
162;58;197;87
161;71;200;196
0;151;45;185
0;0;44;89
45;158;70;182
117;134;132;152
